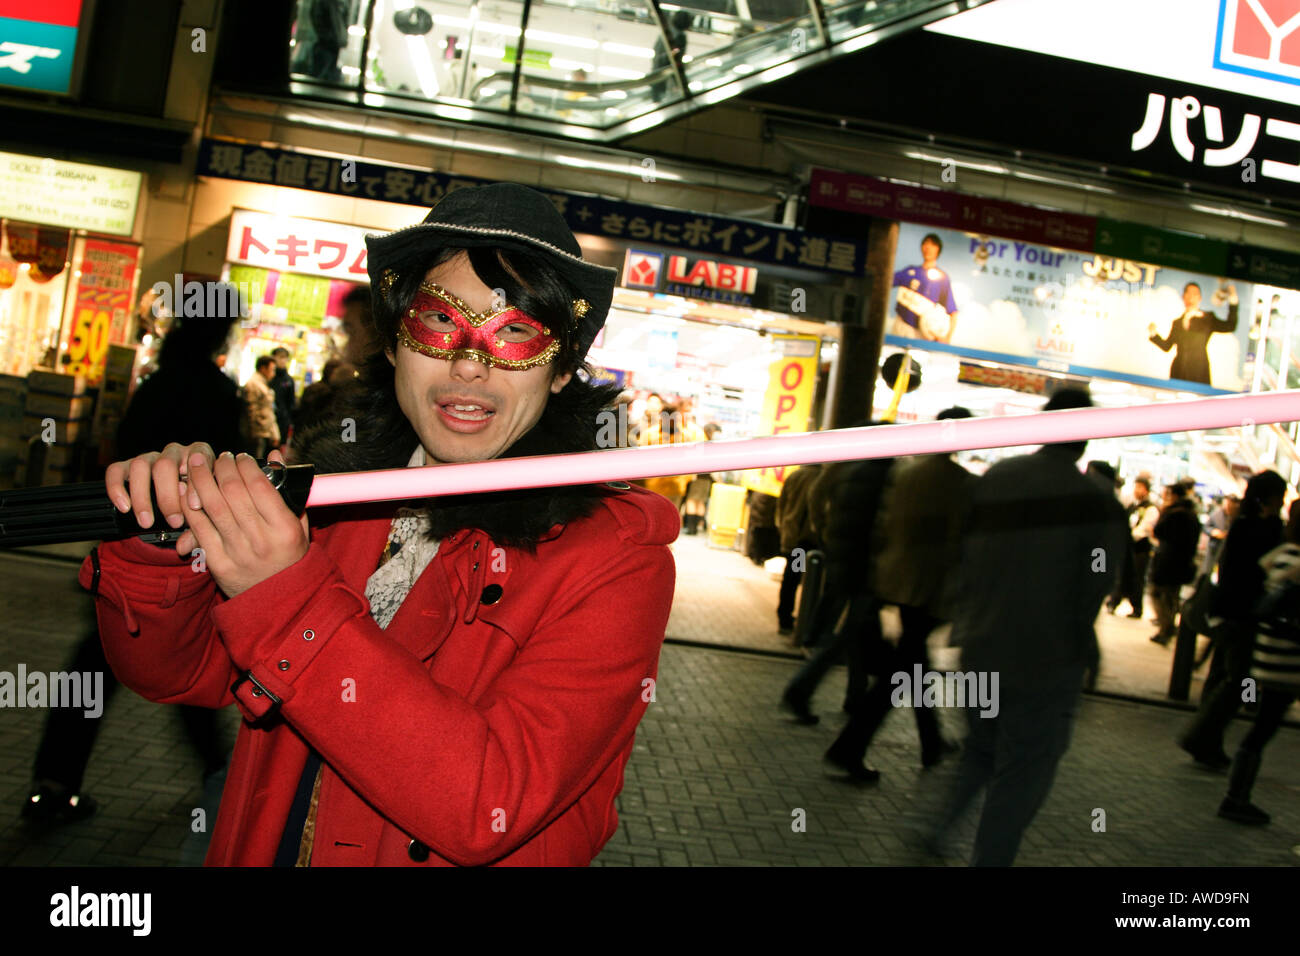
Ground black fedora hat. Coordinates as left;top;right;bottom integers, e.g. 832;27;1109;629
366;183;616;360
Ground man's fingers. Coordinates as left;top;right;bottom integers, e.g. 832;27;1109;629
179;481;223;562
105;461;130;513
212;452;272;538
187;453;243;544
151;454;185;529
127;457;158;528
239;453;294;527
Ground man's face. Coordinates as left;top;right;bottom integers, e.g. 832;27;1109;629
259;363;276;382
340;303;376;364
1163;488;1177;508
921;239;940;263
1135;481;1149;500
1183;285;1202;311
387;252;571;464
1224;497;1240;518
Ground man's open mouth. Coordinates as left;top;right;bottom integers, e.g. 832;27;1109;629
442;404;492;421
438;399;496;423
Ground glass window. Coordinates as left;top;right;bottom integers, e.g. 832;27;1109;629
290;0;367;86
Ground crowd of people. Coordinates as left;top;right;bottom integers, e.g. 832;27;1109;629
615;391;721;535
764;394;1298;865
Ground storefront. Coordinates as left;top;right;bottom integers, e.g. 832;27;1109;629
219;209;373;388
0;151;144;487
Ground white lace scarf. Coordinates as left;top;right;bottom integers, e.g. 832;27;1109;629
363;446;441;630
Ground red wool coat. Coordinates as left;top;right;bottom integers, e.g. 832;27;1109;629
79;484;678;866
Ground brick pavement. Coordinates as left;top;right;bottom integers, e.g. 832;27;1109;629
1;550;1296;867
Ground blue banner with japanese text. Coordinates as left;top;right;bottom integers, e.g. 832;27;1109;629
196;138;865;277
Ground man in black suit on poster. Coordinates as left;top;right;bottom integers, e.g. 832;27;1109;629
1148;282;1238;386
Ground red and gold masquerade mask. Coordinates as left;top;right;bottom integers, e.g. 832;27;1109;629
399;282;561;370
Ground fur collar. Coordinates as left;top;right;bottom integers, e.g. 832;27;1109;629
290;361;619;551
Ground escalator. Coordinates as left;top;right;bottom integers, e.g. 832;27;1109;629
286;0;996;142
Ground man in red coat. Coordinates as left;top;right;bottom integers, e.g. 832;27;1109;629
81;184;679;866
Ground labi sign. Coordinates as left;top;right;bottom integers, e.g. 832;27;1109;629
886;222;1256;394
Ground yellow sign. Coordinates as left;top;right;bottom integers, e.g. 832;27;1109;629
742;334;820;498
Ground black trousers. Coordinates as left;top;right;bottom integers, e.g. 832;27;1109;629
32;628;226;792
1183;619;1255;756
829;604;942;764
1239;685;1298;755
777;537;817;628
1122;545;1151;614
1151;583;1183;640
784;567;877;708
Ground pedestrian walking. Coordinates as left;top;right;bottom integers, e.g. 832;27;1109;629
1149;482;1201;646
1218;499;1300;825
241;356;281;459
832;407;975;773
927;390;1127;866
774;462;821;636
1179;470;1288;771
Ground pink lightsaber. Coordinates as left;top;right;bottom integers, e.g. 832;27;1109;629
304;392;1300;508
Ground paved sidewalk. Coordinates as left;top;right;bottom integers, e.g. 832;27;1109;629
1;550;1296;867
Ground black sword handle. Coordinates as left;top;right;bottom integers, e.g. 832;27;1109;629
0;462;315;549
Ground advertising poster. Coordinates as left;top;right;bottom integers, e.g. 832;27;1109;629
63;239;138;384
742;335;820;498
887;222;1256;393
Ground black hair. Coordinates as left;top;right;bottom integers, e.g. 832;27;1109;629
936;406;972;421
1165;483;1188;499
1086;460;1117;484
271;347;290;359
342;285;371;311
256;355;276;373
921;233;943;254
1042;388;1092;412
1184;282;1201;295
1241;469;1287;517
157;313;236;368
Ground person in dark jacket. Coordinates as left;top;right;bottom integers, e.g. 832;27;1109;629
1179;470;1288;771
650;9;691;100
22;309;243;825
774;463;822;636
269;347;297;451
779;424;894;782
290;0;348;82
745;489;781;565
1218;499;1300;825
116;312;246;460
846;407;975;771
1149;482;1202;646
927;389;1127;866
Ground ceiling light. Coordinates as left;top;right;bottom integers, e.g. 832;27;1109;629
903;150;1009;175
525;28;599;49
1189;204;1288;227
602;41;653;58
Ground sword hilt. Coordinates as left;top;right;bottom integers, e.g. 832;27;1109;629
0;462;315;549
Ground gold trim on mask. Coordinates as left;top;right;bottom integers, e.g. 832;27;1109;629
414;282;519;328
378;270;588;328
397;320;561;370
